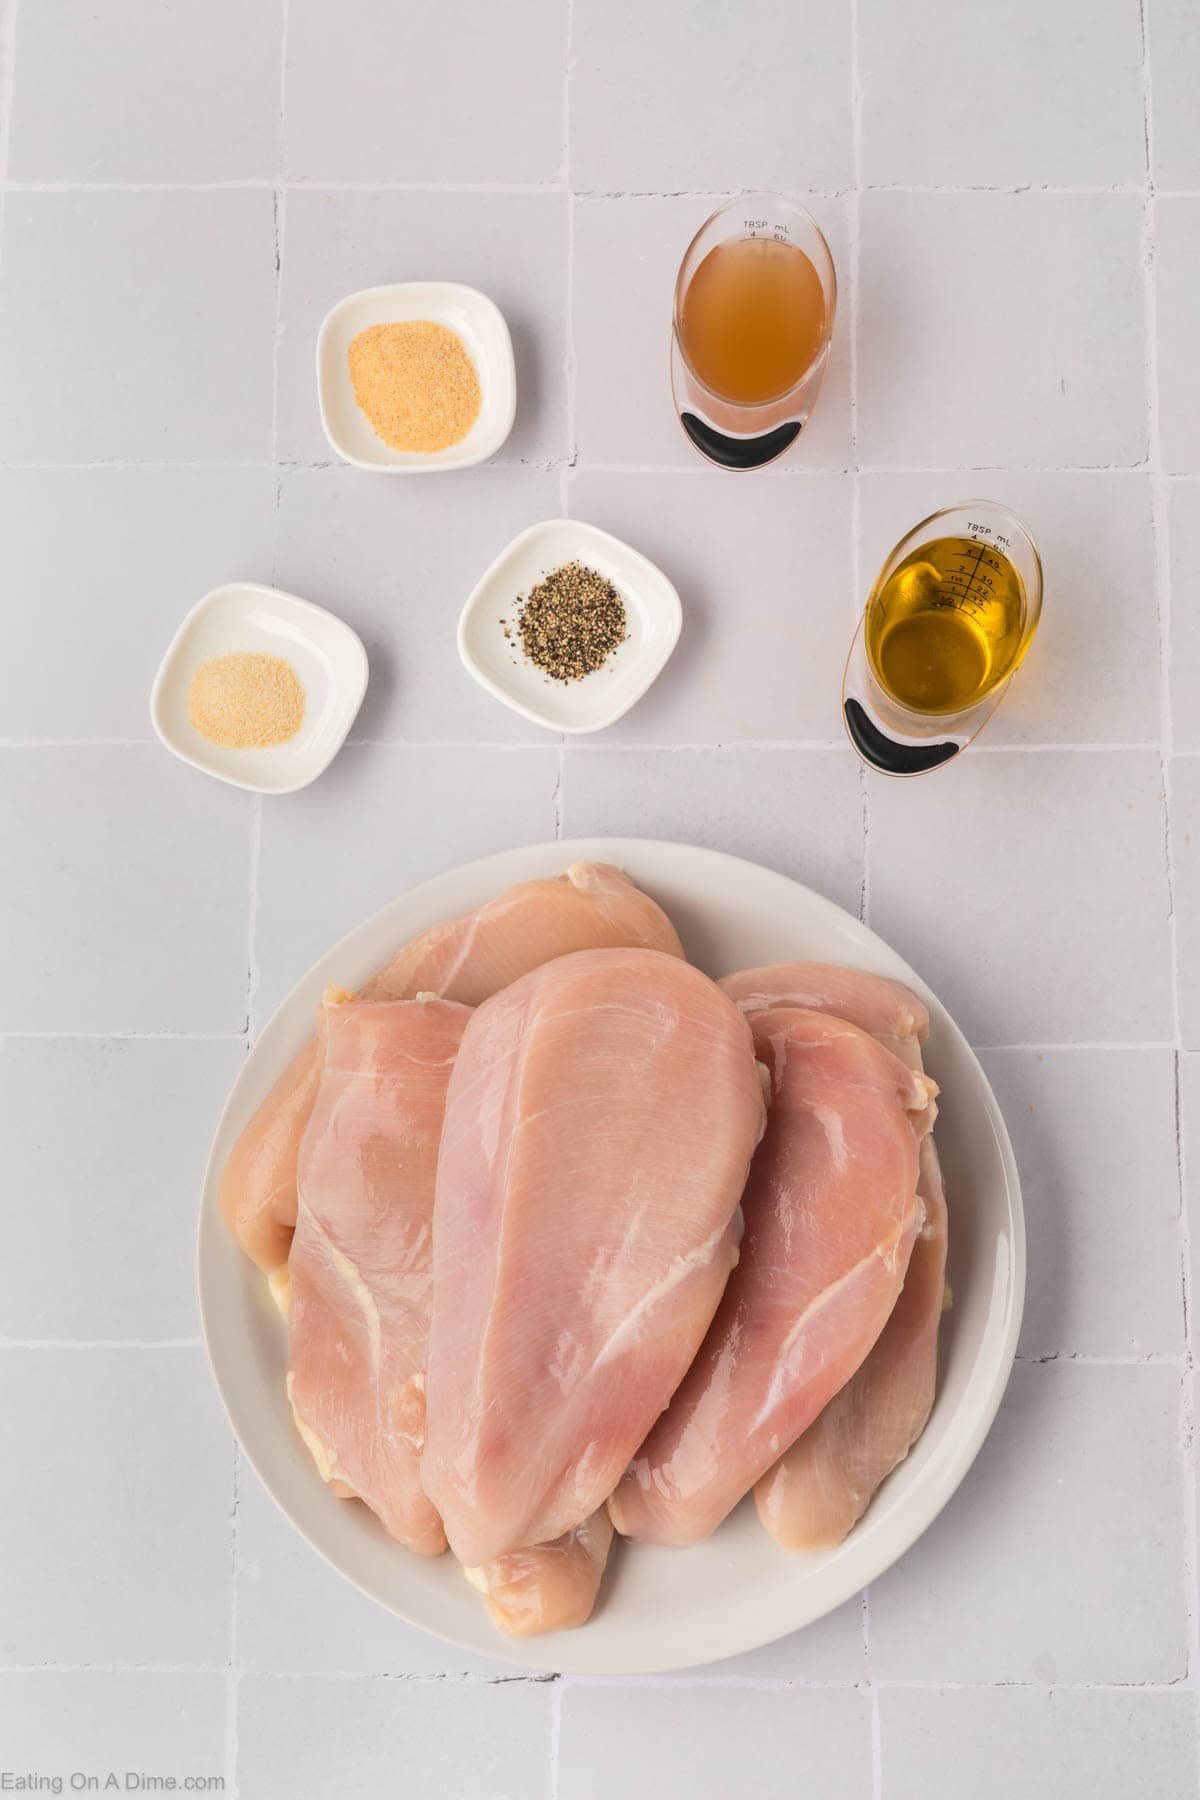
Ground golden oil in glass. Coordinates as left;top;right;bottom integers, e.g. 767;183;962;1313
865;534;1029;715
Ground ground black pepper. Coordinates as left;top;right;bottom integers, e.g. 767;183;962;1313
509;561;629;684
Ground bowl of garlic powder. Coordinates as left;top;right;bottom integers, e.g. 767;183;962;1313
150;583;369;794
317;282;517;472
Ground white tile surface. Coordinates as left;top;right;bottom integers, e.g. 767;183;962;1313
562;747;865;916
0;1036;243;1341
0;192;276;464
277;189;567;466
285;0;565;183
570;0;853;195
867;751;1173;1044
1170;756;1200;1048
572;195;851;469
1180;1053;1200;1360
980;1048;1183;1356
0;1671;227;1787
0;467;277;740
858;193;1146;470
0;1349;232;1665
1;0;1195;1789
867;1362;1187;1683
699;1599;866;1683
253;744;558;1025
9;0;281;181
1158;201;1200;474
859;0;1145;190
1151;0;1200;190
0;748;250;1035
879;1688;1200;1800
237;1467;524;1677
858;472;1159;744
1168;482;1200;751
237;1675;553;1800
274;465;559;743
567;469;853;742
557;1685;872;1800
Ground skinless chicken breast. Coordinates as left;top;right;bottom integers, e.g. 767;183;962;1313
422;947;766;1569
722;962;949;1549
755;1135;949;1547
609;1006;935;1547
465;1509;616;1637
287;991;470;1556
220;863;684;1274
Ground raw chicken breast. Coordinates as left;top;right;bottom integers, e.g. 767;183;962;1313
721;961;929;1070
755;1136;949;1547
609;1007;934;1547
221;863;684;1273
465;1510;615;1637
723;960;949;1544
287;991;470;1556
422;947;766;1568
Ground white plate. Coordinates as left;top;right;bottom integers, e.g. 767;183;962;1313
317;282;516;472
150;583;369;795
197;839;1023;1675
457;519;683;733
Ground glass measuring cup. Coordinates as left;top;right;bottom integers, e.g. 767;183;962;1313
671;194;837;471
842;501;1043;776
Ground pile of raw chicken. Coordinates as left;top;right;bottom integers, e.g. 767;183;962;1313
221;863;948;1639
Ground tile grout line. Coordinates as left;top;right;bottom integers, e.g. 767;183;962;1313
0;737;1177;753
855;7;878;1779
225;13;290;1785
225;1446;241;1800
0;736;1174;753
1140;0;1199;1697
549;1674;563;1800
10;178;1200;198
849;0;868;932
1;1663;1196;1691
554;0;575;848
0;457;1181;476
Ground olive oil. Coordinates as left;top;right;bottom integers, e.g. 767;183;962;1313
866;535;1028;715
679;235;826;405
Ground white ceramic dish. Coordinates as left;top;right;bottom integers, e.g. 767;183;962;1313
150;583;368;795
457;519;683;733
317;282;516;472
198;838;1024;1675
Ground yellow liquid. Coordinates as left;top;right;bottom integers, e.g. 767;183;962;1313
866;535;1027;715
679;236;826;405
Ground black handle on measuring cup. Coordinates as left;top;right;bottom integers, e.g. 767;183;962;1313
843;699;960;776
679;412;802;470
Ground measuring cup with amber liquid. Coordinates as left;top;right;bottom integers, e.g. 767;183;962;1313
843;501;1042;776
671;194;836;470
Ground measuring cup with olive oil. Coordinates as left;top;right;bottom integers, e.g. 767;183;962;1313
671;194;837;470
843;502;1042;776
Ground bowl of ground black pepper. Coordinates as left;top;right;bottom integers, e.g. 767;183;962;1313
151;583;368;793
317;282;516;472
457;520;682;733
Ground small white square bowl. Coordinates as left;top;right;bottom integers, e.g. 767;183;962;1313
457;518;682;734
317;281;516;472
150;583;368;795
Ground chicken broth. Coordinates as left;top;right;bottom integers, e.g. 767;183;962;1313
679;235;827;406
